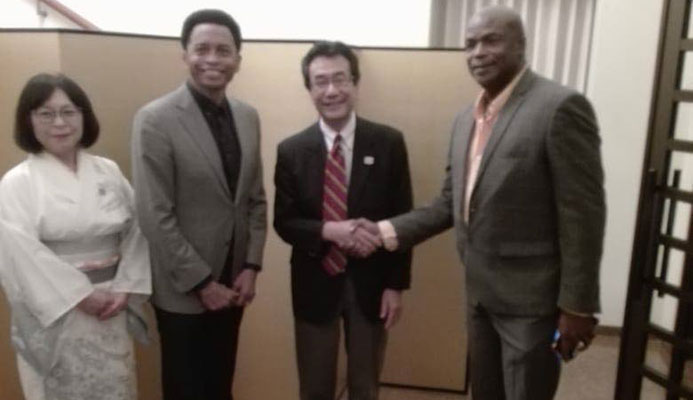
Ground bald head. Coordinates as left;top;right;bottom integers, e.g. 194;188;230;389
469;6;526;49
465;6;526;96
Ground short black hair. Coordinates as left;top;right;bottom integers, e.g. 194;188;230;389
14;73;100;153
181;9;242;51
301;41;360;89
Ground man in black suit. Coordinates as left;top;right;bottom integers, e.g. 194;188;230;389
274;41;413;400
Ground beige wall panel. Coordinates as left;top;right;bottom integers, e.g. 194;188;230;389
220;41;317;400
0;32;476;399
59;33;187;178
0;31;62;400
357;49;474;389
0;32;62;176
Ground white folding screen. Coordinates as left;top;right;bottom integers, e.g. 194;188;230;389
430;0;596;91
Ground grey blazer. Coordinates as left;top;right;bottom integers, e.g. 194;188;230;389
390;70;605;316
131;85;267;314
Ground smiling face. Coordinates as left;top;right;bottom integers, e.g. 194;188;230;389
183;22;241;102
31;89;83;164
307;55;357;131
464;10;525;96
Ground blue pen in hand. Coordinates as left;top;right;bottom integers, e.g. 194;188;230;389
552;329;574;361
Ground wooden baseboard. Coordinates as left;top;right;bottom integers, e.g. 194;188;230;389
596;325;621;336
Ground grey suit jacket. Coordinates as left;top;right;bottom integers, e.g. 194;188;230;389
131;84;267;314
391;70;605;316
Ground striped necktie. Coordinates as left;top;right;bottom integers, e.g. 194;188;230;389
322;134;348;275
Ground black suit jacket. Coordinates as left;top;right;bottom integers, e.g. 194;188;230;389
274;117;413;323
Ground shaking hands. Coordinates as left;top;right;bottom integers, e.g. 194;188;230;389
322;218;382;258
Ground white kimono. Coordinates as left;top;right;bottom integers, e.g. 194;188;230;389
0;151;151;400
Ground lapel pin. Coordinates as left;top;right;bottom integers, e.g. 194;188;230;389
363;156;375;165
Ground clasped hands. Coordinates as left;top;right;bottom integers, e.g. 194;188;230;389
322;218;382;258
196;269;258;311
77;289;129;320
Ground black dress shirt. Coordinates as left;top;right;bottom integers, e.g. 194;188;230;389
186;84;260;292
187;83;242;198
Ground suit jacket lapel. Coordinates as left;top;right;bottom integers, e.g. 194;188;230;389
347;118;373;213
474;71;535;189
230;98;250;204
303;124;328;213
176;86;231;197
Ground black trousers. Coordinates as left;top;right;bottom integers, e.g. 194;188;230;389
155;306;244;400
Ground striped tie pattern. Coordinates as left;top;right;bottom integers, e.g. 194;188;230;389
322;135;348;276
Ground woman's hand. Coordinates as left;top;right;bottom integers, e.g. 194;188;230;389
98;292;129;320
77;289;110;316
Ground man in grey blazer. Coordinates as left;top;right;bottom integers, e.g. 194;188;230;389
375;6;605;400
131;9;266;400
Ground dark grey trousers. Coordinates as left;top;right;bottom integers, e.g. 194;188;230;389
294;278;387;400
468;303;560;400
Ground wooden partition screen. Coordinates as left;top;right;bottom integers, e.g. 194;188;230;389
0;30;475;400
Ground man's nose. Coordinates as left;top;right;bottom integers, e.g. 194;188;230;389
470;42;487;57
204;51;220;63
324;81;339;95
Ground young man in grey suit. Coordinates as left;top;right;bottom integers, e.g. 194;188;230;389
274;41;413;400
131;9;266;400
371;6;605;400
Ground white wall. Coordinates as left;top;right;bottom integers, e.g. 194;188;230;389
2;0;80;29
4;0;431;47
587;0;665;326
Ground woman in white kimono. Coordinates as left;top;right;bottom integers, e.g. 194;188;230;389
0;73;151;400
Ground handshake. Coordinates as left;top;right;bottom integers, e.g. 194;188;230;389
322;218;383;258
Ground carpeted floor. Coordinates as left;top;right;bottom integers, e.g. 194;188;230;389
342;333;672;399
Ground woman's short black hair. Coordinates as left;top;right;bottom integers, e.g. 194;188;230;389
14;73;100;153
181;9;242;51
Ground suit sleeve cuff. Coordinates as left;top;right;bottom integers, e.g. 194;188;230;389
378;220;399;252
561;307;596;319
243;262;262;272
188;274;213;294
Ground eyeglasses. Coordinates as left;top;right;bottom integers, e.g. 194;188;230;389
311;73;353;91
32;107;82;124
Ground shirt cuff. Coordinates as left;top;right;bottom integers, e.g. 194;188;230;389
561;307;596;319
243;262;262;272
378;220;399;252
